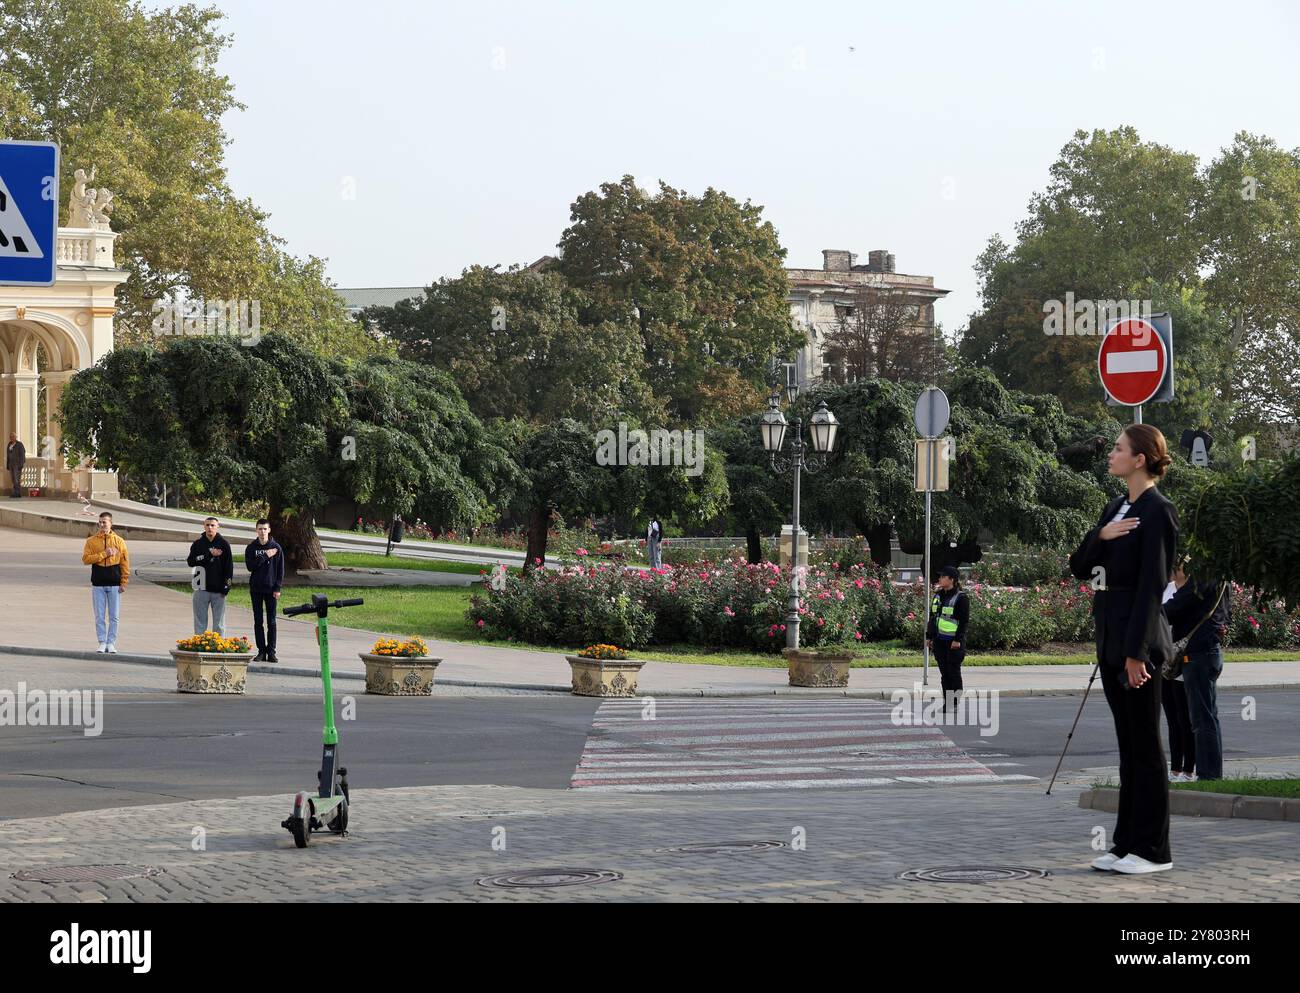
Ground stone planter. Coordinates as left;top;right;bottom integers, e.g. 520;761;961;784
566;656;647;697
170;650;254;694
361;653;441;695
783;648;853;688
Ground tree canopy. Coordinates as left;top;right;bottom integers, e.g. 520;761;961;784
557;175;803;425
959;126;1300;451
0;0;381;358
58;336;513;569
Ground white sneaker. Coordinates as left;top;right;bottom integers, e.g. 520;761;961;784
97;643;107;653
1091;852;1122;871
106;643;118;654
1167;770;1180;782
1111;854;1173;874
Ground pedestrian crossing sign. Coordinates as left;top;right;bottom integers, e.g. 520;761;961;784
0;140;59;286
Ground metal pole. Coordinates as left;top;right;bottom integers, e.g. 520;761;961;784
1134;404;1143;425
922;438;932;686
786;420;802;651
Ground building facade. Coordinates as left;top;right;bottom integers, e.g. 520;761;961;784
0;225;126;499
786;249;949;389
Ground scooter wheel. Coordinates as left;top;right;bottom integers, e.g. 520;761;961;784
329;797;349;835
291;811;311;848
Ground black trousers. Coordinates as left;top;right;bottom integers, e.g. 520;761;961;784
251;590;278;653
8;466;21;496
1160;678;1194;774
933;638;965;709
1100;661;1171;864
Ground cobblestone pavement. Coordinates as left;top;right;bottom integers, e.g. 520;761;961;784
2;780;1296;902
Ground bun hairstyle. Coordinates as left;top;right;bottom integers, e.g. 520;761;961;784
1123;423;1172;479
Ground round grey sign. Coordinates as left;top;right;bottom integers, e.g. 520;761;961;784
914;387;950;438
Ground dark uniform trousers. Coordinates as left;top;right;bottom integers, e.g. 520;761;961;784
1100;660;1171;864
933;638;964;706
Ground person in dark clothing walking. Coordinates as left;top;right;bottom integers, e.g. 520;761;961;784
925;565;969;714
187;517;234;635
1164;565;1230;781
245;518;285;662
6;433;25;498
1070;424;1179;875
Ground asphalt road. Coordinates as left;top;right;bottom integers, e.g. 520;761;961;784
2;689;1296;820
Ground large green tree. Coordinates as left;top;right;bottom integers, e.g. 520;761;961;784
58;336;514;570
760;370;1113;572
365;265;659;427
959;128;1203;409
0;0;379;357
557;175;803;425
1199;132;1300;426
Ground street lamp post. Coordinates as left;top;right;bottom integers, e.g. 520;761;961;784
761;390;839;650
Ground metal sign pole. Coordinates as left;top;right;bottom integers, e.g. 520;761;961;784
922;437;933;687
1134;404;1143;425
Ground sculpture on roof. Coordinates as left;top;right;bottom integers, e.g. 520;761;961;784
67;167;116;231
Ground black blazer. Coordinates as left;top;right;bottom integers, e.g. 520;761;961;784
1069;487;1179;667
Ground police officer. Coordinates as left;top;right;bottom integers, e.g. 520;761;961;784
926;565;969;713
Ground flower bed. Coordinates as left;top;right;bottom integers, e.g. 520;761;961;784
470;559;909;652
1226;584;1300;649
468;561;1300;654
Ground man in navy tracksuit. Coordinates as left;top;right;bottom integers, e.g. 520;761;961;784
245;518;285;662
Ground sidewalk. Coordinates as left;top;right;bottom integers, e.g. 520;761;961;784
0;497;526;567
5;526;1300;697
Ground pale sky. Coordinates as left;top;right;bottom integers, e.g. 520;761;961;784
190;0;1300;331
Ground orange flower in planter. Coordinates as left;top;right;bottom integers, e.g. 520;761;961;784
176;631;251;653
577;644;627;660
369;636;427;658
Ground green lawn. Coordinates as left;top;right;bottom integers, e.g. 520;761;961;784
325;552;521;576
1099;777;1300;799
161;584;481;641
156;583;1300;666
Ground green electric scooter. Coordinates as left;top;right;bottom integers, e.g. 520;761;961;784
280;593;364;848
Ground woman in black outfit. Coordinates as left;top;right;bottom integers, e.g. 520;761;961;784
1069;424;1179;875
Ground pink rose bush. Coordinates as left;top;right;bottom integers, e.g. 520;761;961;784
470;559;907;652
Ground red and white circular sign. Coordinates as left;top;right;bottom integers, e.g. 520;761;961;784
1098;318;1167;406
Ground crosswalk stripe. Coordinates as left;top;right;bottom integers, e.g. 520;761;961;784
570;699;1033;793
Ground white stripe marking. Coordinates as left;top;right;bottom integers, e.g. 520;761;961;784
1106;350;1159;374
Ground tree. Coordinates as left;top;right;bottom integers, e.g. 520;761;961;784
364;265;659;427
58;336;512;570
509;419;608;571
1199;132;1300;423
557;176;803;425
820;283;941;384
0;0;379;357
1177;456;1300;608
789;370;1111;572
959;128;1203;409
712;416;799;563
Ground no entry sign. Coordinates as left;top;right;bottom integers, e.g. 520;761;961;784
1098;317;1168;406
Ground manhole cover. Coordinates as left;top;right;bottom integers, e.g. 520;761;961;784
899;866;1049;883
12;864;164;884
476;868;622;889
656;841;788;855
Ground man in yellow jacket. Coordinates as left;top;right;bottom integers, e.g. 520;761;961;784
81;511;130;653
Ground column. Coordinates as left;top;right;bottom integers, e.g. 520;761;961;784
42;369;77;494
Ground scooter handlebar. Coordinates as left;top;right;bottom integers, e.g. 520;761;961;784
282;596;365;616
